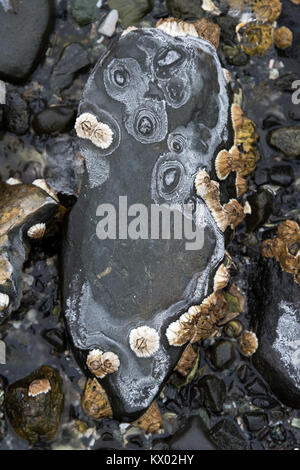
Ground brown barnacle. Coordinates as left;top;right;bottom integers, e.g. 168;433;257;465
28;379;51;397
235;116;258;152
239;22;274;56
223;199;246;228
231;103;244;131
75;112;98;139
274;26;293;50
175;344;198;377
155;18;198;38
262;220;300;284
193;18;221;49
191;291;228;343
129;326;160;357
213;263;231;291
224;320;244;338
86;349;120;378
215;146;241;180
166;308;199;346
236;174;248;197
238;330;258;356
132;401;163;434
27;223;46;239
81;378;113;420
251;0;282;23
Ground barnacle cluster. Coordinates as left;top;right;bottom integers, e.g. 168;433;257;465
75;112;114;149
262;220;300;285
195;170;246;231
86;349;120;378
238;330;258;356
215;103;259;197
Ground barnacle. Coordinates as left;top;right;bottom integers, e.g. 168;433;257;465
238;330;258;356
274;26;293;50
28;379;51;397
91;122;114;149
175;344;198;377
129;326;160;357
0;293;9;311
193;18;221;49
75;112;98;139
156;18;198;38
6;178;22;186
32;179;59;202
81;378;113;419
262;220;300;285
132;401;163;433
195;170;245;231
238;22;274;56
27;223;46;239
86;349;120;378
251;0;282;23
213;263;231;291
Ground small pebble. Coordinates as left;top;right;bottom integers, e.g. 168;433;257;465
98;9;119;37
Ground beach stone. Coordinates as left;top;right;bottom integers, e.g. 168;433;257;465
0;0;54;83
108;0;152;28
98;9;119;37
249;257;300;408
269;127;300;159
63;26;232;420
3;89;29;135
209;340;236;370
71;0;100;26
51;43;91;92
32;106;77;135
166;0;203;19
209;418;248;450
168;416;215;450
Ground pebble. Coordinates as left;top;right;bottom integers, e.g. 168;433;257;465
3;90;29;135
0;80;5;104
269;165;294;187
51;43;90;92
98;9;119;37
209;340;237;370
269;126;300;159
32;106;77;135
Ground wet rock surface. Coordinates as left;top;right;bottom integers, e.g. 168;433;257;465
269;126;300;159
0;0;54;83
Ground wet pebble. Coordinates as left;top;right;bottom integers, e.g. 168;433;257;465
3;90;29;135
245;188;274;232
208;340;236;370
269;126;300;159
71;0;100;25
32;106;77;135
98;9;119;37
198;375;226;413
243;412;268;433
108;0;152;28
166;0;203;19
168;416;215;450
209;418;248;450
51;43;90;93
269;165;294;187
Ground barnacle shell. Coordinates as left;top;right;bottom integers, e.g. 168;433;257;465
262;220;300;285
239;22;274;56
32;179;59;202
175;344;198;377
194;18;221;49
27;223;46;239
129;326;160;357
86;349;120;378
6;178;22;185
132;401;162;433
75;112;98;139
214;263;231;291
0;293;9;310
195;170;245;231
274;27;293;50
236;173;248;197
28;379;51;397
91;122;114;149
251;0;282;23
81;378;113;419
238;330;258;356
156;18;198;38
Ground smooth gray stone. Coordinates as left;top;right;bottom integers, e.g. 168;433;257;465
63;28;232;420
0;0;54;83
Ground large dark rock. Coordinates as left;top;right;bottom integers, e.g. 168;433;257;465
0;0;54;83
63;27;232;420
250;257;300;408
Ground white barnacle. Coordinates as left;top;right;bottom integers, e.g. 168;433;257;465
0;293;9;311
75;112;98;139
32;179;59;201
129;326;160;358
27;223;46;239
28;379;51;397
6;177;22;185
156;18;198;38
86;348;120;378
91;122;114;149
213;263;230;291
121;26;138;36
166;320;183;347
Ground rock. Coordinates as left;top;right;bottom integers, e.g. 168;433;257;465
63;24;233;420
42;328;67;353
269;127;300;159
132;401;162;433
0;0;54;83
269;165;294;187
245;188;273;233
274;26;293;50
0;375;7;441
51;43;90;92
71;0;100;25
0;80;6;104
198;375;227;413
209;418;248;450
98;9;119;37
223;45;249;66
249;256;300;408
108;0;152;28
32;106;77;135
0;182;58;321
243;412;268;433
5;366;64;444
168;416;215;450
166;0;203;19
209;340;236;370
3;90;29;135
